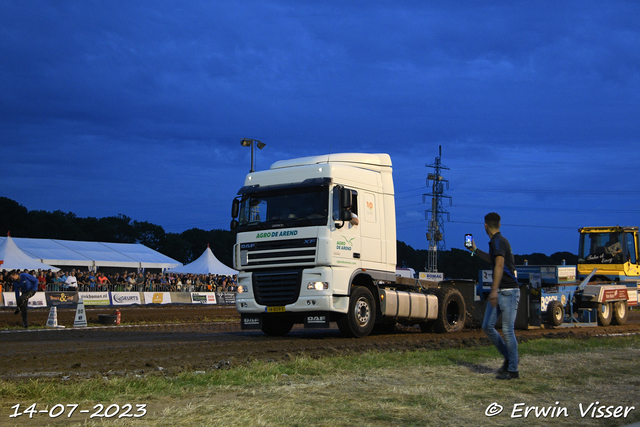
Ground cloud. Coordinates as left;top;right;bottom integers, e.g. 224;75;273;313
1;0;639;255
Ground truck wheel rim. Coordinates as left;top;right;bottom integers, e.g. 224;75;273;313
355;298;370;325
446;301;460;325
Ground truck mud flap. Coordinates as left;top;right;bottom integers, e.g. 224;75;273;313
304;312;331;329
241;314;263;330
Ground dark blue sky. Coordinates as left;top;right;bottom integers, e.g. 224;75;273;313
2;1;639;257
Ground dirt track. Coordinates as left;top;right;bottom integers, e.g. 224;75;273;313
1;305;639;381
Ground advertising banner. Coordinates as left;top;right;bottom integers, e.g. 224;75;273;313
419;272;444;282
2;292;48;308
216;292;236;305
46;291;79;306
110;292;142;306
143;292;172;304
190;292;217;304
78;292;110;306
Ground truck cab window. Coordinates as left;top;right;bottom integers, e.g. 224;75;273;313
332;187;357;221
237;185;329;231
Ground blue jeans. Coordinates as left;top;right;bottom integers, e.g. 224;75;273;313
482;288;520;373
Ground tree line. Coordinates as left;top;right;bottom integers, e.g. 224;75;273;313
1;197;576;280
0;197;234;268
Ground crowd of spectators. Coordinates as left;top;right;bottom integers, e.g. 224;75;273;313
0;269;238;293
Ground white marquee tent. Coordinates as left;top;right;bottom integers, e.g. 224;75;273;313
0;235;60;271
167;245;237;276
0;236;180;271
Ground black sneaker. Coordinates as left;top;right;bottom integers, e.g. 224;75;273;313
14;308;20;315
496;370;520;380
497;359;509;375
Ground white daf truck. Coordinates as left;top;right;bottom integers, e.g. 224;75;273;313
230;153;466;337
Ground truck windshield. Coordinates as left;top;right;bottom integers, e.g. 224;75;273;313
237;186;329;231
578;231;627;264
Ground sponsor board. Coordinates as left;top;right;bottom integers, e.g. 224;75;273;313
602;288;628;302
216;292;236;305
556;266;576;283
78;292;110;306
190;292;217;304
143;292;172;304
2;292;48;308
419;272;444;282
111;292;142;306
480;270;493;284
46;292;79;306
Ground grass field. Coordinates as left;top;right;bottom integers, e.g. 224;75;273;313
1;335;639;427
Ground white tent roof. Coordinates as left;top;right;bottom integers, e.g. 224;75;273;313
0;235;60;271
0;237;180;270
167;245;237;276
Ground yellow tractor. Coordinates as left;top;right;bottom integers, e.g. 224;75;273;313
577;226;640;322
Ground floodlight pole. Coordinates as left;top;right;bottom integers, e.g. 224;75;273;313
240;138;266;172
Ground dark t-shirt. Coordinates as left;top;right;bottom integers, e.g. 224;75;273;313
489;232;518;288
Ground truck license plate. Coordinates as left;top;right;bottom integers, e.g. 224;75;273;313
266;306;286;313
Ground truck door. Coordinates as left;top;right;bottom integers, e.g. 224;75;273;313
625;231;639;276
332;187;361;266
360;191;382;264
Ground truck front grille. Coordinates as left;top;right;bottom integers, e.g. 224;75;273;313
240;238;317;268
253;269;302;306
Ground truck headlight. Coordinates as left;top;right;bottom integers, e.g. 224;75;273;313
237;286;249;293
307;282;329;291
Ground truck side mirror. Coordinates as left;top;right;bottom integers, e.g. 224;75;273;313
336;188;353;228
340;188;352;210
230;219;238;230
231;198;240;218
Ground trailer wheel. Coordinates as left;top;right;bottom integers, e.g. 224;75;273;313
597;302;613;326
337;286;376;338
546;300;564;326
612;301;628;325
433;287;466;333
261;316;294;336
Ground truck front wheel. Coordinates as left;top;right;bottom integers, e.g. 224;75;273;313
597;302;612;326
612;301;628;325
261;316;294;336
338;286;376;338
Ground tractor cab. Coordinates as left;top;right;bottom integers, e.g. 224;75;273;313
578;226;640;282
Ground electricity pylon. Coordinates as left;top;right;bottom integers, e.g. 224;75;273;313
422;145;451;273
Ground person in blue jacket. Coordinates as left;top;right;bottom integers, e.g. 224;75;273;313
8;270;39;328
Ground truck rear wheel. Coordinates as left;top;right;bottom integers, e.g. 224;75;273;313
261;316;294;336
546;300;564;326
612;301;628;325
597;302;612;326
337;286;376;338
433;287;466;333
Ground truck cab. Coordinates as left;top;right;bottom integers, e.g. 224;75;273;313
231;153;397;336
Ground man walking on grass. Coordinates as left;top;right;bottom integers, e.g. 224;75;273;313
468;213;520;380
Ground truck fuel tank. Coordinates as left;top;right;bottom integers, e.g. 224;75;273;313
380;289;438;321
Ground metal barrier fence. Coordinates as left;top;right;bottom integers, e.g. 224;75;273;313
44;283;236;293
